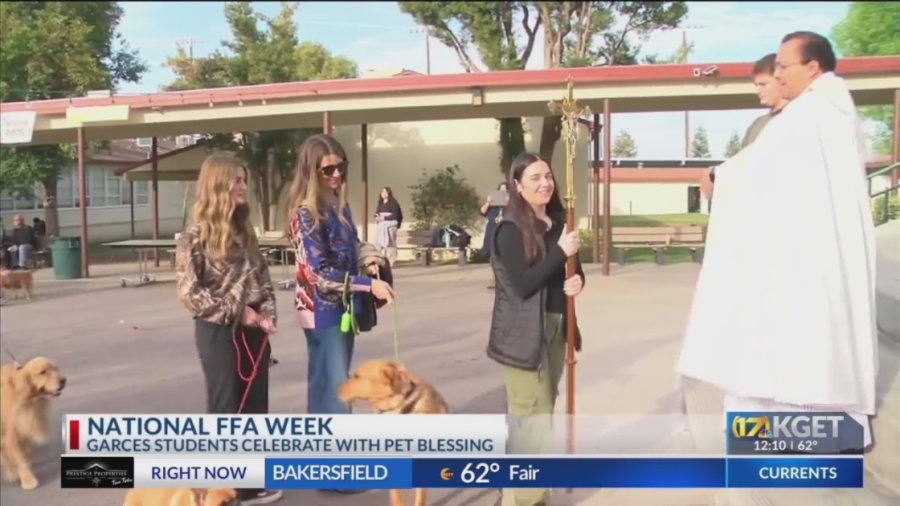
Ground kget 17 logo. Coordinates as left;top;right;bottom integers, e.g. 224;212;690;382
730;414;844;439
731;416;772;439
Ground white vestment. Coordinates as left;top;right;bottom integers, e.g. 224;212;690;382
677;73;878;445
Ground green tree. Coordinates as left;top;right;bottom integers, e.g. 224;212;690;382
398;2;536;172
408;165;480;231
645;37;694;65
164;1;358;230
536;3;687;162
831;2;900;156
399;2;687;170
723;132;741;157
0;2;146;235
691;126;711;158
611;130;638;158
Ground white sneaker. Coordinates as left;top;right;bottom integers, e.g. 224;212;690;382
241;490;283;505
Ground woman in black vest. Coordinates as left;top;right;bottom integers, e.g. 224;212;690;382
488;152;583;506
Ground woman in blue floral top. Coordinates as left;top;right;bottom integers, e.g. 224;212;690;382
285;134;394;417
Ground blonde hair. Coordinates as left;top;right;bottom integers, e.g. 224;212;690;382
190;154;257;261
285;134;350;231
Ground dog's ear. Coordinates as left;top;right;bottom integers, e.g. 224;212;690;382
382;362;407;389
190;488;208;505
7;366;33;396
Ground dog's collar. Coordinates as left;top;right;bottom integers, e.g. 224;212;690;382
376;379;423;414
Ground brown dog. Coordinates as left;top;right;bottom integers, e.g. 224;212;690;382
0;269;34;300
0;357;66;490
123;488;238;506
338;360;449;506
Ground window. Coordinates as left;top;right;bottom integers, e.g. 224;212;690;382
0;191;13;211
134;181;149;205
3;166;149;210
56;169;75;208
0;189;40;211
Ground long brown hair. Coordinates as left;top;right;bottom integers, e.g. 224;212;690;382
285;133;350;230
190;154;257;262
506;152;565;265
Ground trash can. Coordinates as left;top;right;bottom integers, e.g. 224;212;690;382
50;237;82;280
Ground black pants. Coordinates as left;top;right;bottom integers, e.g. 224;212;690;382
195;319;271;497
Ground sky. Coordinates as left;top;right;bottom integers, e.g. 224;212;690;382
116;1;864;159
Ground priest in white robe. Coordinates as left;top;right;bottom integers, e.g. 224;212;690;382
677;31;879;450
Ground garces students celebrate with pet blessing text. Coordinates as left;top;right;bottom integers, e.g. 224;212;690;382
174;155;282;506
286;135;394;423
487;152;584;506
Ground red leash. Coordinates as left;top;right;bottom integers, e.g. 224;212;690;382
233;328;270;414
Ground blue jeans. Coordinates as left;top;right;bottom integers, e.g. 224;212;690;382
304;325;355;414
10;244;32;268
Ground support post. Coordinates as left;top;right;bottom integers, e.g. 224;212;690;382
130;180;136;262
591;114;601;264
602;99;612;277
151;137;160;267
323;111;333;135
892;89;899;195
130;181;136;239
361;124;369;242
76;127;90;278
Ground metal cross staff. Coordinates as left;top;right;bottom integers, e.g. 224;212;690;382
548;76;590;457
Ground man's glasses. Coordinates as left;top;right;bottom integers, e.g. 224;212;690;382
319;159;349;178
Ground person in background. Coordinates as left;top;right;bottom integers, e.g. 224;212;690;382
7;215;36;269
285;135;394;459
0;216;8;270
700;53;789;201
32;217;47;237
487;152;584;506
374;186;403;268
175;155;281;506
479;182;508;289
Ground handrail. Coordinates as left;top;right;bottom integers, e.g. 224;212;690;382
872;183;900;200
871;183;900;225
867;162;899;197
867;162;900;181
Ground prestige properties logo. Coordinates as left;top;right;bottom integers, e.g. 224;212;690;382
730;414;843;439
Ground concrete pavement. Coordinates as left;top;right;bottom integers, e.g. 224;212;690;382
0;261;897;505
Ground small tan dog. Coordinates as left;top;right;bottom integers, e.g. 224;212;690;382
338;360;449;506
0;357;66;490
123;488;238;506
0;269;34;300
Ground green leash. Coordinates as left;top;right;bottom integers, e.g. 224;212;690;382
340;273;359;336
340;269;401;363
391;297;400;362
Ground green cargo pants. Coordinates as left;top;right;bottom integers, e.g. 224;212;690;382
499;312;566;506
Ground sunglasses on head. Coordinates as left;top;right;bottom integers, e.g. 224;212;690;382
319;159;349;178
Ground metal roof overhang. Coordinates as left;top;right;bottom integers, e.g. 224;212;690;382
3;57;898;147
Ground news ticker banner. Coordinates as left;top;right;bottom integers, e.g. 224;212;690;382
64;414;506;455
65;412;863;456
60;456;864;490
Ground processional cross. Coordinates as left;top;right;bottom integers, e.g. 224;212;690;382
548;76;590;457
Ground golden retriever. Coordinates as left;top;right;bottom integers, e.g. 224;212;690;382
123;487;238;506
0;269;34;300
338;360;449;506
0;357;66;490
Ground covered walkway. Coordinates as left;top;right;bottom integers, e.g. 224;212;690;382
1;57;898;277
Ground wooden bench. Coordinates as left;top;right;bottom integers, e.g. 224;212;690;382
396;229;469;267
612;226;706;265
